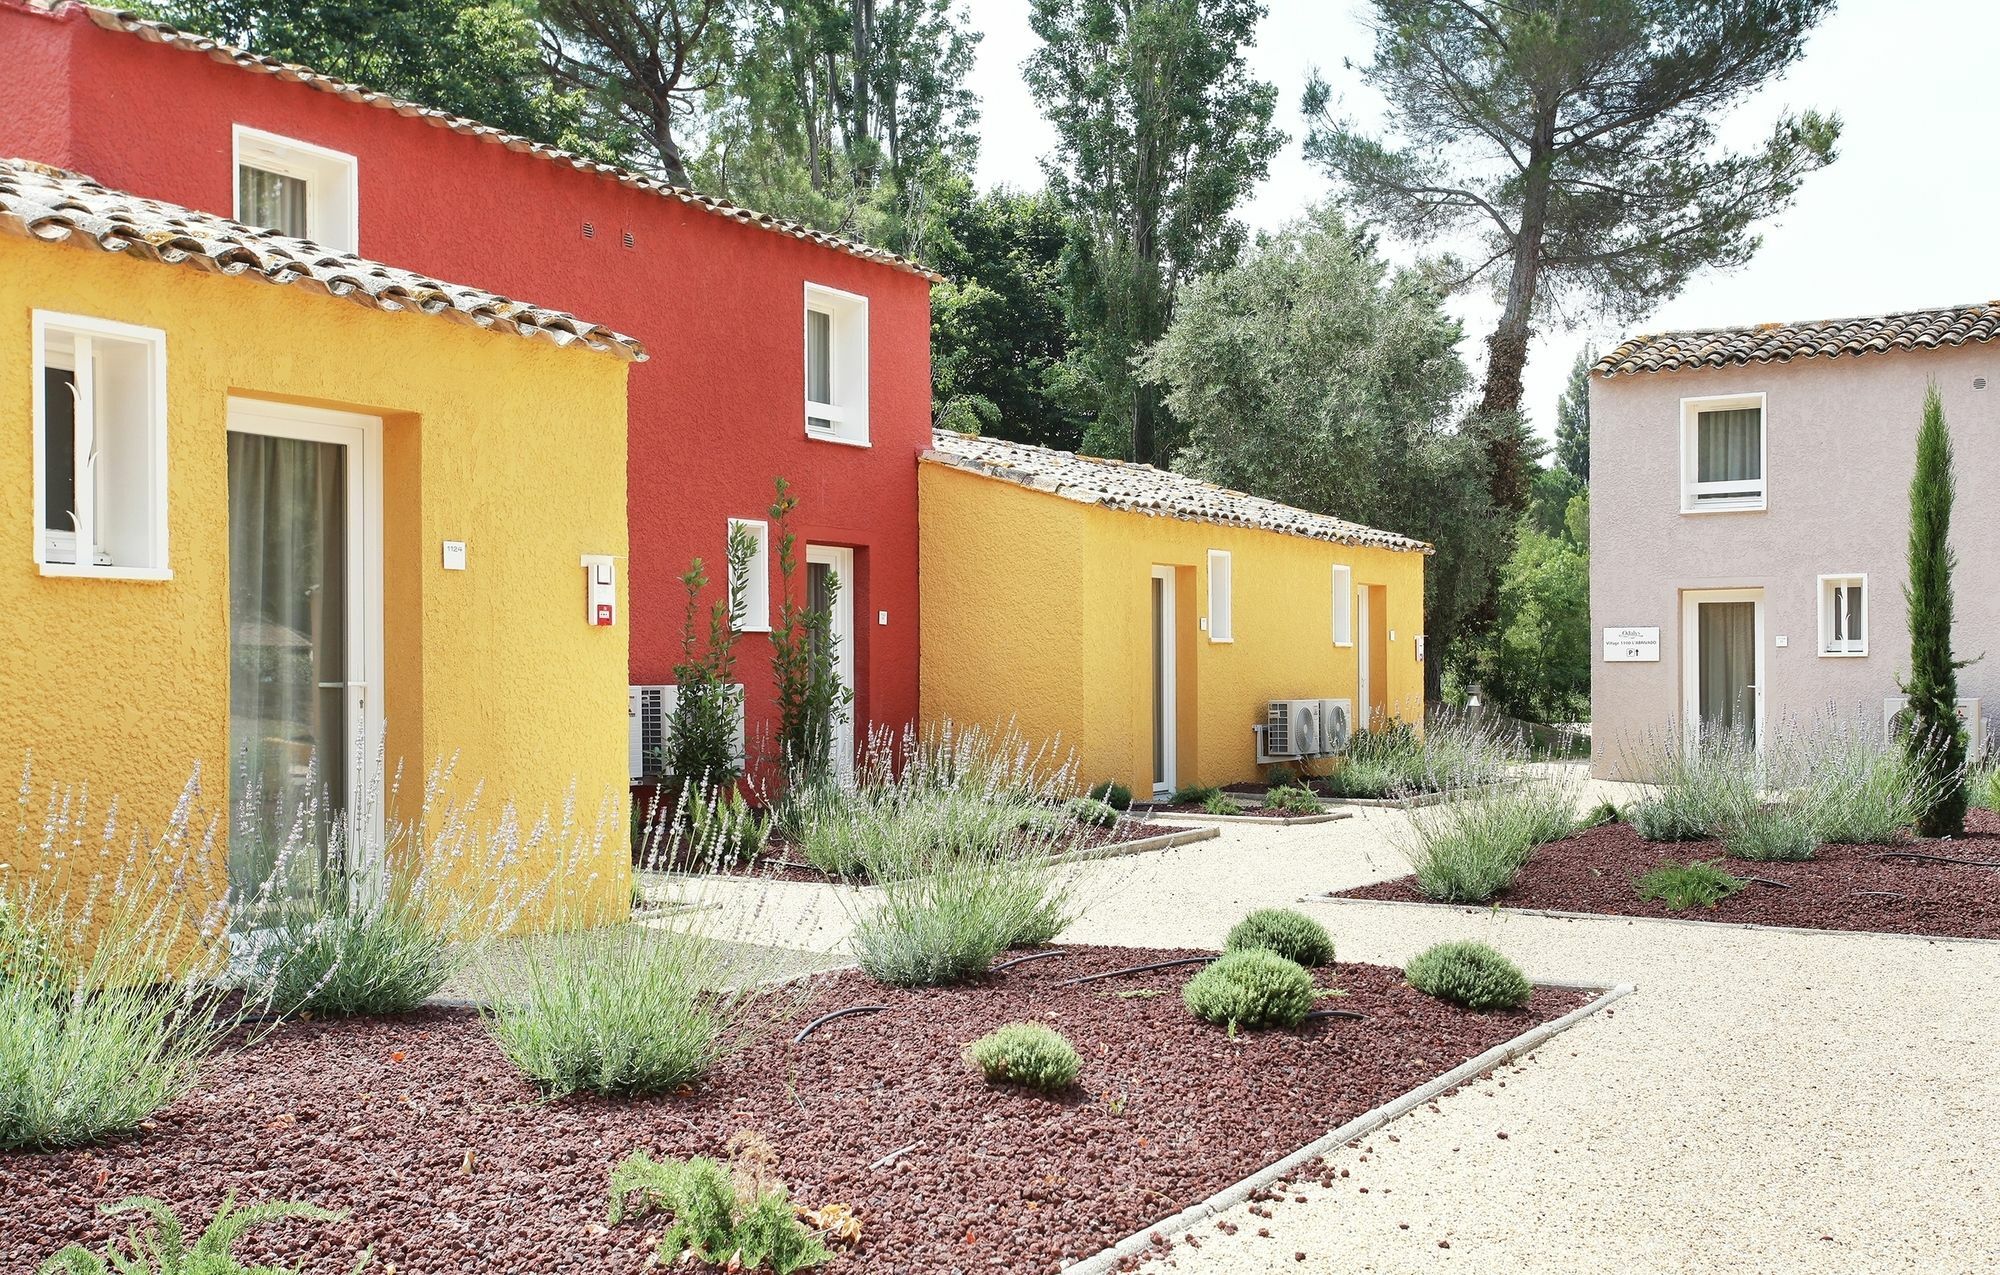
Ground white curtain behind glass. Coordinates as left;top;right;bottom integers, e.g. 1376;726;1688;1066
227;433;347;902
239;165;309;238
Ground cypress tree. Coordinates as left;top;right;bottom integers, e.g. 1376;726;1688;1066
1902;382;1968;837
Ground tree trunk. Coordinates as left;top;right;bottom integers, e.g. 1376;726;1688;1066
651;104;690;188
1474;125;1554;515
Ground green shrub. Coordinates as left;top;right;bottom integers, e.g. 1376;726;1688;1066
254;874;466;1019
1634;859;1746;910
1975;765;2000;813
0;892;63;992
1170;783;1222;805
1201;790;1238;816
482;921;789;1098
1724;803;1818;862
1396;775;1577;904
850;847;1073;987
610;1151;829;1275
1265;784;1323;815
1320;757;1399;799
1086;780;1133;811
1628;732;1757;842
1579;799;1623;829
1224;908;1335;967
1794;730;1934;845
1337;713;1517;796
965;1022;1083;1091
1404;941;1532;1010
1183;949;1316;1031
35;1194;352;1275
1063;797;1119;829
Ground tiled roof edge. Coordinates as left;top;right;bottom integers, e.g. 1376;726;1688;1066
1596;301;2000;377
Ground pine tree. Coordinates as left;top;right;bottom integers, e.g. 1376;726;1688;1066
1902;382;1968;837
1554;348;1593;484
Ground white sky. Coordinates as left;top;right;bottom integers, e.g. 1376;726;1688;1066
965;0;2000;438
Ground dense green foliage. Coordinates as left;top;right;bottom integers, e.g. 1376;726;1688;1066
663;520;757;784
1086;781;1134;811
147;0;611;158
1476;514;1591;723
1142;209;1504;678
34;1195;351;1275
769;479;852;782
1305;0;1839;478
1323;717;1514;800
1397;775;1577;904
1902;384;1970;837
610;1151;830;1275
1063;797;1120;829
1223;908;1335;968
1028;0;1282;463
1404;941;1532;1011
1554;348;1594;484
257;874;465;1018
1723;803;1818;863
1182;949;1316;1031
1634;859;1745;911
965;1022;1083;1090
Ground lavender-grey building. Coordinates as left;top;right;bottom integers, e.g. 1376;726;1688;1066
1588;302;1999;779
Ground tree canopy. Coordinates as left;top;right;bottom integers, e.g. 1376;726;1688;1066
1555;346;1593;483
1305;0;1840;510
1027;0;1282;464
1138;207;1507;689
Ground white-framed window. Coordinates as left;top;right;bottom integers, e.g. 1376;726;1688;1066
727;518;771;632
1330;564;1354;646
232;125;359;252
804;282;869;446
1818;573;1867;657
1206;549;1233;642
1680;392;1766;513
32;311;171;581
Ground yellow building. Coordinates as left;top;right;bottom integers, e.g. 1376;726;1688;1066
0;159;639;933
920;432;1429;794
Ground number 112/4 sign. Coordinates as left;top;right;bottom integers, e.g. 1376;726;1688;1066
1602;627;1660;663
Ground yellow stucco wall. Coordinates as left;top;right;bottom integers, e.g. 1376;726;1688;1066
919;461;1427;792
0;241;632;935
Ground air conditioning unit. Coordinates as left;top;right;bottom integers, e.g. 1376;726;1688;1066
629;684;677;782
1265;698;1328;758
629;683;750;782
1319;698;1354;754
1883;695;1986;760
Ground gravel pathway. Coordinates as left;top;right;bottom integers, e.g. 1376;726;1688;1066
1047;798;2000;1275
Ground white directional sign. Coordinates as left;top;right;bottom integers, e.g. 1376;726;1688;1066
1602;626;1660;663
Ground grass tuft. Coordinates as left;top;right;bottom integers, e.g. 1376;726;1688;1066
1634;859;1746;910
1396;773;1579;904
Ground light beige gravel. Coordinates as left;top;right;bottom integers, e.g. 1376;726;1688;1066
652;771;2000;1273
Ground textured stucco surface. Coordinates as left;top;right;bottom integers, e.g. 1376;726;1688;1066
0;0;932;769
0;236;631;930
1589;342;1999;778
918;461;1425;790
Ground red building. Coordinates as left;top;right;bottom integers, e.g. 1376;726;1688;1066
1;0;935;780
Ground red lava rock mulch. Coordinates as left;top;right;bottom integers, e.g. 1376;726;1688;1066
1334;810;2000;940
1;947;1589;1274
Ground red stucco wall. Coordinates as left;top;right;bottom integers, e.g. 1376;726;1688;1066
0;1;931;757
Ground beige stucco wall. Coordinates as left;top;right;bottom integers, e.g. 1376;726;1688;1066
1589;342;1998;779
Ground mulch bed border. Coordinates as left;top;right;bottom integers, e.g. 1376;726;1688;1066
1312;894;2000;947
1063;978;1635;1275
1138;807;1353;827
1050;823;1220;860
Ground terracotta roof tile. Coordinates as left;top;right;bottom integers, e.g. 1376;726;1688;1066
1596;302;2000;377
924;431;1431;554
68;3;943;283
0;158;646;360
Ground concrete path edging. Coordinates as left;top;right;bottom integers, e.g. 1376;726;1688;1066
1060;981;1636;1275
1145;810;1354;827
1057;824;1222;863
1309;894;2000;948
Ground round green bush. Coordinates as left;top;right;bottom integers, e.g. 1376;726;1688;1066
1086;781;1133;811
1182;949;1316;1031
1265;785;1323;815
1403;941;1532;1011
1064;797;1120;829
965;1022;1082;1091
1223;908;1335;967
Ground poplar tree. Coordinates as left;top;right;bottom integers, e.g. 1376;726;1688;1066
1902;383;1969;838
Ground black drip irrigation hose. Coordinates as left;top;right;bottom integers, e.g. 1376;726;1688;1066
991;948;1070;973
1740;876;1794;889
1875;850;2000;869
1302;1009;1366;1023
793;1004;889;1043
1054;955;1215;988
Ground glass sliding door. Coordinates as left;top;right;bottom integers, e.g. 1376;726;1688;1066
226;401;381;912
1683;589;1763;750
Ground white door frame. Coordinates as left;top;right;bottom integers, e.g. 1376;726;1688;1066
226;397;385;865
1681;587;1765;749
1356;585;1372;731
1151;565;1177;797
805;544;856;776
